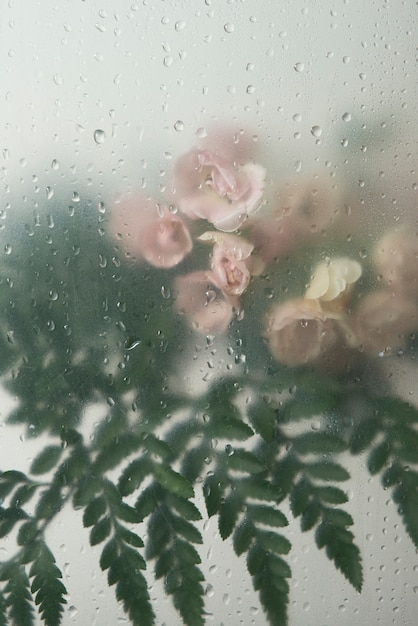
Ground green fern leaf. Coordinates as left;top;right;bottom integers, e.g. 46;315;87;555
83;495;107;527
392;470;418;549
306;461;351;482
233;519;255;556
108;546;155;626
226;449;266;474
154;465;194;499
349;416;381;454
90;516;112;546
203;473;225;517
30;447;62;476
218;495;241;540
316;520;363;591
165;493;202;521
3;563;34;626
247;545;290;626
118;458;152;497
29;542;67;626
366;441;391;474
247;504;288;528
247;401;277;442
292;432;347;455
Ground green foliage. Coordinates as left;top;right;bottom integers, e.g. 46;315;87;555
29;542;67;626
1;564;34;626
1;195;418;626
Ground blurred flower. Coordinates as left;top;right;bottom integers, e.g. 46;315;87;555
264;298;353;367
273;180;340;236
354;290;418;356
305;257;362;311
173;149;265;232
110;197;192;268
198;231;256;295
174;271;238;334
373;229;418;297
246;214;300;265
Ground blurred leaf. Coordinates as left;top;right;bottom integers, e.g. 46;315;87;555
135;485;160;521
3;563;34;626
100;539;119;571
140;433;174;461
93;433;143;474
367;441;391;475
203;474;224;517
315;486;348;505
35;487;62;520
290;480;311;517
218;495;241;540
247;401;277;442
118;458;152;497
300;500;321;532
257;531;291;555
154;465;194;499
108;546;154;626
392;470;418;549
233;519;255;556
83;496;107;528
165;493;202;521
238;476;281;503
117;527;144;549
306;462;350;482
247;504;288;528
349;417;381;454
90;517;111;546
29;542;67;626
226;449;266;474
17;521;38;547
292;432;347;455
316;521;363;592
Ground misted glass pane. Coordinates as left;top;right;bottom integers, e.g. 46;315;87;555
1;1;417;625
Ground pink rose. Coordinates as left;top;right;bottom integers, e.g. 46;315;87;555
172;149;265;232
264;298;355;367
354;290;418;356
174;271;238;334
198;231;255;296
109;197;192;268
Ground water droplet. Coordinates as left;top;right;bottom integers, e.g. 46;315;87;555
246;84;255;94
161;286;171;299
4;244;12;255
225;444;234;456
294;62;305;73
51;159;59;170
175;20;186;31
53;74;63;86
342;112;352;122
49;290;58;301
68;606;78;618
174;120;184;132
311;125;322;138
341;138;348;147
46;186;54;200
94;129;106;144
196;127;207;138
224;23;235;33
292;113;302;122
125;337;141;351
294;160;302;172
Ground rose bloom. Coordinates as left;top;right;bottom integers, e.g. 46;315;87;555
174;271;239;334
354;290;418;356
305;257;362;312
109;197;192;268
172;149;265;232
373;229;418;297
264;298;352;367
198;231;256;296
